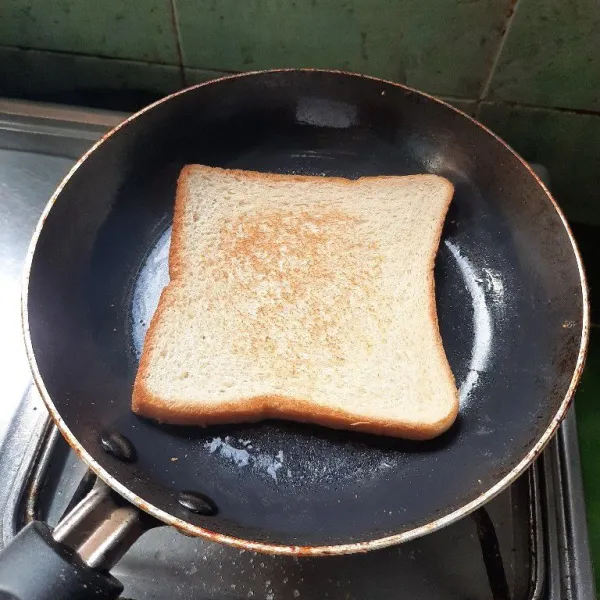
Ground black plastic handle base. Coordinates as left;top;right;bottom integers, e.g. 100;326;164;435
0;522;123;600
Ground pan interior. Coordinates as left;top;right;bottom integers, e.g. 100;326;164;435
26;71;585;547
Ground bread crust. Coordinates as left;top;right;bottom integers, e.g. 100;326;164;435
132;166;458;440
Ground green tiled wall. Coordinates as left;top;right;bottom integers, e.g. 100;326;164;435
0;0;599;223
176;0;511;97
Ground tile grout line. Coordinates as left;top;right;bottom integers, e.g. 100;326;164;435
473;99;600;118
0;42;241;78
0;43;181;69
2;42;600;118
0;42;244;77
167;0;185;87
475;0;523;119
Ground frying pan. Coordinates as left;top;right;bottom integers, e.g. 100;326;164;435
0;70;587;600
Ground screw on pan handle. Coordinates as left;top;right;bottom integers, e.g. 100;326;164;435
0;479;154;600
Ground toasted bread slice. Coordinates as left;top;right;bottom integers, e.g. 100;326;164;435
132;166;458;440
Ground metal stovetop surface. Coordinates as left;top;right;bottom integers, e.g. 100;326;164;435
0;99;594;600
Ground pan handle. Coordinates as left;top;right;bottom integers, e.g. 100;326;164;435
0;479;154;600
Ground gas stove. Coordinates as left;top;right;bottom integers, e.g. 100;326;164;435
0;99;595;600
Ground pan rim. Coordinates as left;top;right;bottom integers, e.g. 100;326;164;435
21;68;590;556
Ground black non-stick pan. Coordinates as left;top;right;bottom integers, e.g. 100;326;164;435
0;70;587;600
